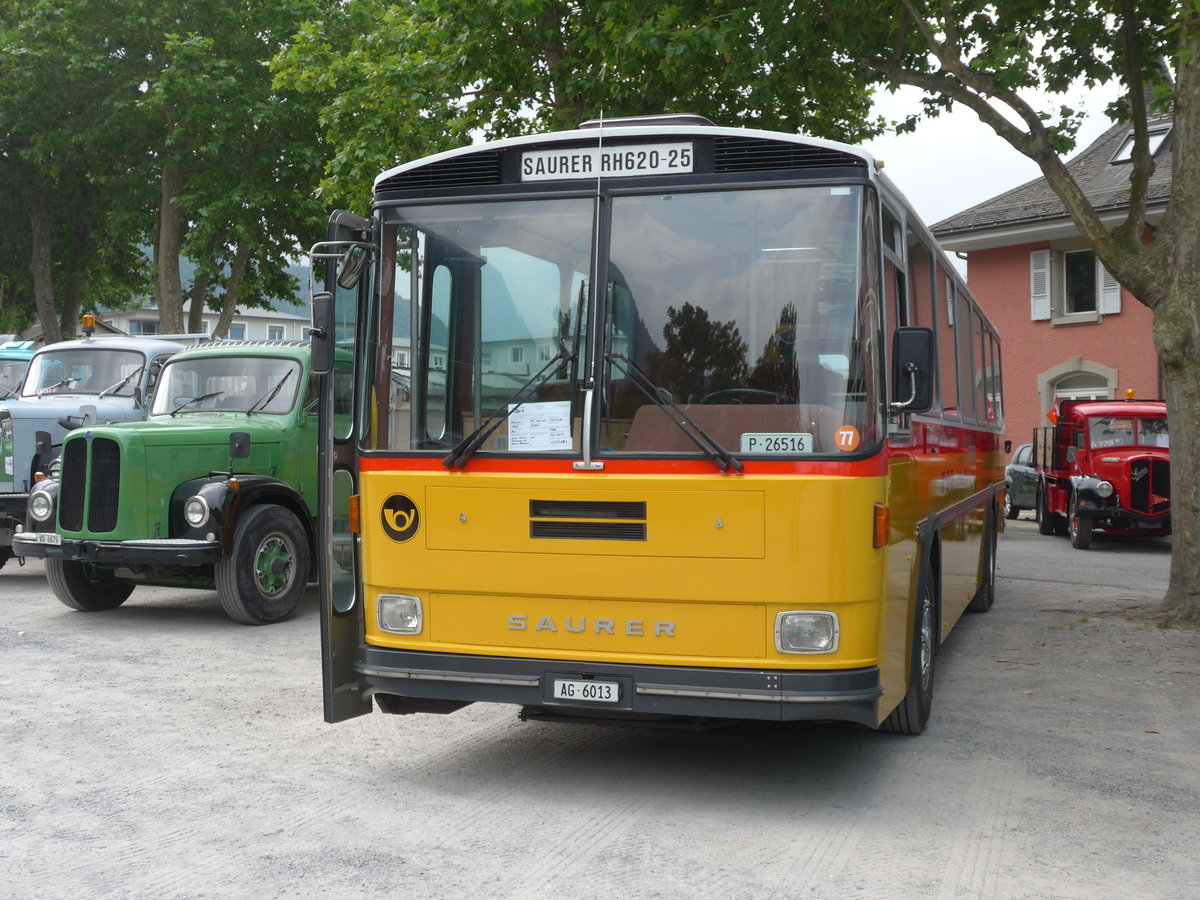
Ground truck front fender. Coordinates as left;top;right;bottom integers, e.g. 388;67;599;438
171;475;315;563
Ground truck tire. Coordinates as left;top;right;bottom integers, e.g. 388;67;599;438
216;504;309;625
1036;485;1057;535
46;558;134;611
1068;493;1093;550
881;565;936;734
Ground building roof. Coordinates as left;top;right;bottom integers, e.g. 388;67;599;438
932;108;1173;247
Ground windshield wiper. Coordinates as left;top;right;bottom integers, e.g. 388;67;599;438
246;370;293;415
98;365;144;398
443;349;576;469
171;391;224;415
605;352;743;473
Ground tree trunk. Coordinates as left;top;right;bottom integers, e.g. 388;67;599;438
28;191;61;345
213;239;252;338
155;162;186;334
58;213;93;338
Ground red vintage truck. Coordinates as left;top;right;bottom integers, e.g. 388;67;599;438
1027;397;1170;548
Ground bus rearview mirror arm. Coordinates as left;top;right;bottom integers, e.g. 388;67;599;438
890;326;934;414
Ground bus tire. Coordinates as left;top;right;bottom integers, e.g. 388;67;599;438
216;504;308;625
46;558;134;611
1068;494;1093;550
881;568;936;735
1036;485;1057;535
968;516;997;612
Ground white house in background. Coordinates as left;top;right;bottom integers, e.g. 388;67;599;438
101;298;310;342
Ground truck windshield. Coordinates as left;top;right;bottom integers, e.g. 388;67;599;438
0;358;30;398
22;349;143;398
1088;415;1169;449
151;356;303;415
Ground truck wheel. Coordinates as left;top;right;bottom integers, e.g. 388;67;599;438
46;558;134;611
1004;490;1019;520
216;504;309;625
881;568;936;734
1036;486;1056;535
1068;494;1093;550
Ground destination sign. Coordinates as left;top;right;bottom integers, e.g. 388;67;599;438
521;142;694;181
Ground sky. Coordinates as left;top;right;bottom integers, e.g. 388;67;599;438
861;84;1122;228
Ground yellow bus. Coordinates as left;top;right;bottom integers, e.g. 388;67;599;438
310;114;1004;734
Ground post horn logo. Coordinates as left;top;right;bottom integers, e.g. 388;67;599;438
381;494;420;542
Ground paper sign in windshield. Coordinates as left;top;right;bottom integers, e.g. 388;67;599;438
507;401;572;451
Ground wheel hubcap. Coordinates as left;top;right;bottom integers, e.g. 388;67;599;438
254;534;294;597
918;591;933;692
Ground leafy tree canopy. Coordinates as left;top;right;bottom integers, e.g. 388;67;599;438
273;0;885;209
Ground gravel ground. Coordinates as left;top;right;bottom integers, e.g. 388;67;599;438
1;528;1196;899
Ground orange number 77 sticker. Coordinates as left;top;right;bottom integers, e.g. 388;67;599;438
835;425;861;451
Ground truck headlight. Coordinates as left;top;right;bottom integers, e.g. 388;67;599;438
378;594;423;634
29;490;54;522
1096;481;1114;498
183;495;210;527
776;611;839;653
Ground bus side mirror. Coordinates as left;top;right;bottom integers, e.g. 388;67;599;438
309;291;334;375
336;245;369;289
890;326;934;414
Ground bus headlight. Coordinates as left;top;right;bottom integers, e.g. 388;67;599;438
1096;481;1114;498
29;490;54;522
378;594;423;634
183;495;210;527
776;611;839;653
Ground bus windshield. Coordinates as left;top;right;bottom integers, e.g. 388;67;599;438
370;184;879;457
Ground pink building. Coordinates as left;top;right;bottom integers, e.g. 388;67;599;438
933;109;1171;452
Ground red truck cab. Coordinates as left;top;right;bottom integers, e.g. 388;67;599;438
1031;397;1170;549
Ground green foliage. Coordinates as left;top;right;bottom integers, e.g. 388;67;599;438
0;0;334;337
272;0;885;206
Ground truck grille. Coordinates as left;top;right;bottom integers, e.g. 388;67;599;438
1128;458;1170;514
57;436;121;533
87;438;121;532
58;438;87;531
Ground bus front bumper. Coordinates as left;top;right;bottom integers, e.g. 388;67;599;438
13;532;224;565
356;648;883;727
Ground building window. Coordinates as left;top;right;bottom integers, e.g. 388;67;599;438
1111;126;1170;163
228;323;246;340
1030;249;1120;322
510;346;524;364
268;325;284;341
1063;250;1097;314
129;319;159;335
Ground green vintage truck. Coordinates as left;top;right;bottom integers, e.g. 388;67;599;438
14;340;348;624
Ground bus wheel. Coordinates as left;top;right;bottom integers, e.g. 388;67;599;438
968;520;997;612
46;558;134;611
1068;495;1093;550
216;504;309;625
882;573;935;734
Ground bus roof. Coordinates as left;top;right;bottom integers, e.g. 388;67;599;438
374;118;883;191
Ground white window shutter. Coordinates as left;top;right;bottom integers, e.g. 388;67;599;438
1030;249;1051;320
1098;260;1121;314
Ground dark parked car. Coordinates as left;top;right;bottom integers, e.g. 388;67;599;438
1005;442;1038;519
